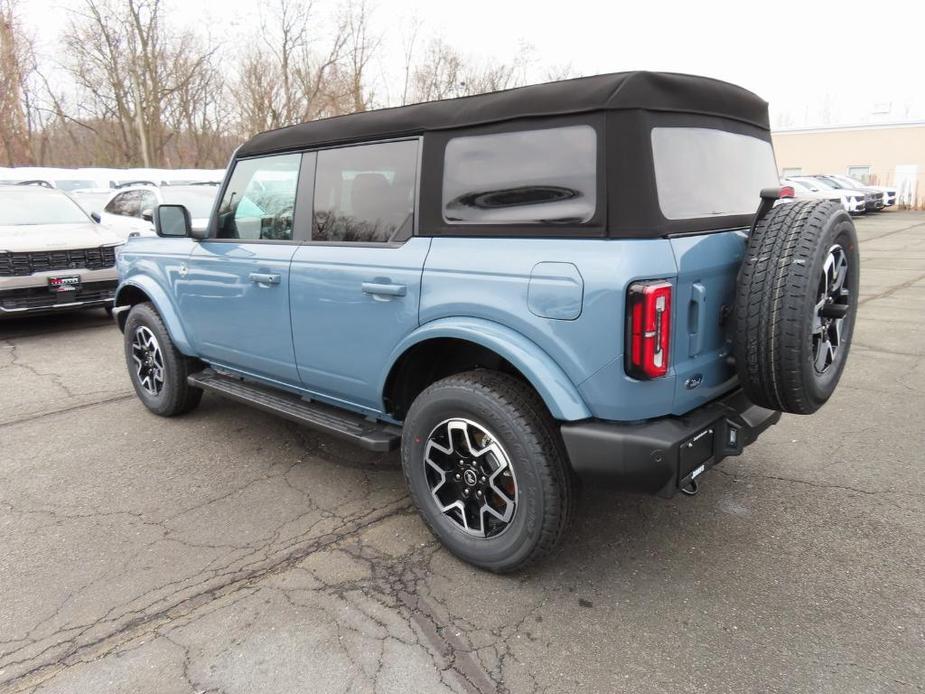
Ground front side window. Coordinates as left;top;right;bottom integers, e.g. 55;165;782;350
442;125;597;225
139;191;158;215
313;140;418;244
217;153;301;241
651;127;778;220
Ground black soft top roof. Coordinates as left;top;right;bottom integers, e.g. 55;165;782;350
237;71;769;158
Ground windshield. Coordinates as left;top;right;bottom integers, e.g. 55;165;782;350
796;177;834;191
0;188;91;225
54;179;96;192
817;177;848;189
161;188;218;218
651;127;778;220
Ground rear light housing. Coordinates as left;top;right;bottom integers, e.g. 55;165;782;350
626;280;672;379
779;185;795;198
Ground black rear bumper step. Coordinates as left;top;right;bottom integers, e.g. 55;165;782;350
188;369;401;452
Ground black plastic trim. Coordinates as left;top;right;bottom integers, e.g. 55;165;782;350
560;389;781;497
188;368;401;452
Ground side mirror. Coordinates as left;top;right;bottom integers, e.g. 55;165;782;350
141;208;154;222
154;204;192;238
90;211;102;223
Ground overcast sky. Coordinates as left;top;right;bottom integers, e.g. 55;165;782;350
21;0;925;129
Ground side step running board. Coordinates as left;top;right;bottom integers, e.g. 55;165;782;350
188;369;401;452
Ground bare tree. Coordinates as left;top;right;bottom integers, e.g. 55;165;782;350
405;38;534;104
0;0;36;165
230;0;377;138
57;0;220;167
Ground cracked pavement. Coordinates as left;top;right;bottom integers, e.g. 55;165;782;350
1;212;923;693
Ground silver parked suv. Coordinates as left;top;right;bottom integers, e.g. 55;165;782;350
0;185;123;317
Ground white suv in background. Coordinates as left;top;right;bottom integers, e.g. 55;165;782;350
96;184;220;239
826;174;897;207
786;176;866;214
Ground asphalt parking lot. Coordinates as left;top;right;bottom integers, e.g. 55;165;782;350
1;212;923;694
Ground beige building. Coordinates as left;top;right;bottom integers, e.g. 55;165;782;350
772;121;925;208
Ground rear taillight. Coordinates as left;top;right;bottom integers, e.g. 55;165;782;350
779;185;795;198
626;280;672;379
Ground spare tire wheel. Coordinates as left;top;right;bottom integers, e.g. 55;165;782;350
733;200;860;415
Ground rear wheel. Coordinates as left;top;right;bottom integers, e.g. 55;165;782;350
123;302;203;416
734;200;860;414
401;370;573;573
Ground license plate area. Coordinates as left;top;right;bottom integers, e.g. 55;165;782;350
679;425;715;482
48;275;81;294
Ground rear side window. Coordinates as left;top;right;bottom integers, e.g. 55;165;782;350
442;125;597;225
105;191;144;217
651;127;778;220
217;153;301;241
313;140;418;244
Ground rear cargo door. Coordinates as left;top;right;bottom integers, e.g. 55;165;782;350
668;229;745;414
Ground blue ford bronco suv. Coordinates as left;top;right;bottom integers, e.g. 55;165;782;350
114;72;859;572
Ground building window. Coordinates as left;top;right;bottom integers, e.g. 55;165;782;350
847;166;871;184
781;167;802;178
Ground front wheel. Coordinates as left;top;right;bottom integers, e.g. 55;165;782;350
401;370;573;573
123;302;203;417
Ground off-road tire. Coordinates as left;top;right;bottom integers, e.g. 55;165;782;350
401;370;574;573
123;302;203;416
734;200;859;414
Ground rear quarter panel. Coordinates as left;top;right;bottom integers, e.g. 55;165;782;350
420;237;679;421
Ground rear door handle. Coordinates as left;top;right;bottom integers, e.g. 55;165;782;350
361;282;407;298
688;282;706;356
249;272;281;286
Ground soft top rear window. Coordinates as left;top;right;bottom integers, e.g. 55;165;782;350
651;127;777;221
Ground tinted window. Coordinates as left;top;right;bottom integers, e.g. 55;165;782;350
442;125;597;225
651;127;778;220
104;190;145;216
0;189;90;225
217;154;300;241
313;140;418;243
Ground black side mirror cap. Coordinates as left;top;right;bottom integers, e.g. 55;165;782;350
90;211;101;223
154;204;192;238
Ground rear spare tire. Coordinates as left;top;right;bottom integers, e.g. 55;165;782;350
734;200;859;415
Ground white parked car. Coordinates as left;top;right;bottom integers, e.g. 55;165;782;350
781;178;844;204
96;184;220;239
789;176;867;214
825;174;897;207
0;185;122;318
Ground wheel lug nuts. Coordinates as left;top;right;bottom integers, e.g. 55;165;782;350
455;473;461;480
480;476;486;482
476;490;483;497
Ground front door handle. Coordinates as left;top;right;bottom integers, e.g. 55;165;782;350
361;282;407;298
249;272;281;286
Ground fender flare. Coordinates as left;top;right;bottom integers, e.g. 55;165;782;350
380;317;591;421
115;278;195;356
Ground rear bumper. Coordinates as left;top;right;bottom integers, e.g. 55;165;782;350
560;389;781;497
